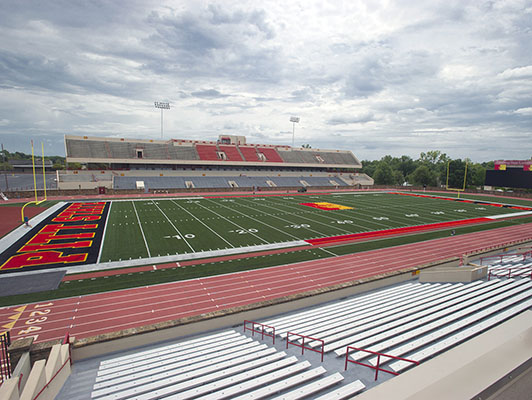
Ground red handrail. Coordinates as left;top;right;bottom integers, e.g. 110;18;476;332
244;321;275;344
344;346;419;381
286;332;325;362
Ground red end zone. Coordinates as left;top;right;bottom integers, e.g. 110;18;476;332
305;217;491;246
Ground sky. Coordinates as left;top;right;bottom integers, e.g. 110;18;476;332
0;0;531;162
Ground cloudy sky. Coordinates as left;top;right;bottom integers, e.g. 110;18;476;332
0;0;531;161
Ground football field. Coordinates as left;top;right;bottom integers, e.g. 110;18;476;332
98;192;524;262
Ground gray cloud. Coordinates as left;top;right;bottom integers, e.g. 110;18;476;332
0;1;530;162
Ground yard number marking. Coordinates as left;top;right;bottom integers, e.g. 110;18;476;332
286;224;310;229
229;228;259;235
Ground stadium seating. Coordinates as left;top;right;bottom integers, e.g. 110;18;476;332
239;146;260;161
195;144;219;161
260;279;532;371
218;145;244;161
258;147;284;163
90;330;364;399
113;175;347;190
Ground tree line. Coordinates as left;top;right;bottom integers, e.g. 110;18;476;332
360;150;494;189
0;149;66;170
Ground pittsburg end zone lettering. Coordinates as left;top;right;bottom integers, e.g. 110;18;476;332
0;202;109;273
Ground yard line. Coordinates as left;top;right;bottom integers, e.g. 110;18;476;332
269;197;382;231
170;199;235;248
132;201;151;258
192;202;270;244
151;200;195;253
203;198;302;241
97;201;112;263
238;198;332;237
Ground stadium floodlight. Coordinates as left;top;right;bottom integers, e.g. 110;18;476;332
290;116;300;147
154;101;170;139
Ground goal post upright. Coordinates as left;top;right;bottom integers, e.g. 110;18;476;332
446;160;468;199
21;141;47;223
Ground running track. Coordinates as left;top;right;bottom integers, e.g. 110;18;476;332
1;223;531;344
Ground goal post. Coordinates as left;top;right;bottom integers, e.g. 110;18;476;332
21;141;47;224
446;161;468;199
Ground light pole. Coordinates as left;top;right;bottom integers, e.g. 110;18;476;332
290;116;300;147
154;101;170;139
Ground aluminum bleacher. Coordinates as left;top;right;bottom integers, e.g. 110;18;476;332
260;278;532;373
485;253;532;280
89;330;362;400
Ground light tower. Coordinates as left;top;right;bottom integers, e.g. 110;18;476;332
290;116;300;147
154;101;170;139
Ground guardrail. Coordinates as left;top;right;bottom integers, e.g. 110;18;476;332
243;321;276;344
0;331;11;385
479;250;532;266
286;332;324;362
488;267;532;281
460;238;532;265
344;346;419;381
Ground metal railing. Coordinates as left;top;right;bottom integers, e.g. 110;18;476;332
0;331;11;385
286;332;324;362
344;346;419;381
243;321;276;344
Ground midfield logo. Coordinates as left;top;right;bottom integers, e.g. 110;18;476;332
300;202;353;211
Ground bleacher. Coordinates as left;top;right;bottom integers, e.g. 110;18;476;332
89;330;365;400
196;144;220;161
218;145;243;161
258;147;284;163
113;175;348;190
260;279;532;372
485;253;532;280
62;135;371;190
239;146;260;161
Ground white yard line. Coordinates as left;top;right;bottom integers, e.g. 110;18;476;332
238;198;331;238
203;198;302;241
271;197;372;232
132;200;151;258
151;200;195;253
97;201;112;263
193;201;270;244
170;199;235;248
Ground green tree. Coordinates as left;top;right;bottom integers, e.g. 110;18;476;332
373;162;395;185
409;165;436;187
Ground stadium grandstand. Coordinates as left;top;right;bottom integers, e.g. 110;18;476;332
58;134;373;190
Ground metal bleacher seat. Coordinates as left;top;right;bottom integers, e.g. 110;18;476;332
269;373;344;400
387;280;532;372
340;279;519;359
259;278;532;376
91;328;344;400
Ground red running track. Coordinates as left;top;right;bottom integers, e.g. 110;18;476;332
1;223;531;344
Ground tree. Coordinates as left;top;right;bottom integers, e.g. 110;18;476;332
409;165;436;187
446;159;472;189
373;162;395;185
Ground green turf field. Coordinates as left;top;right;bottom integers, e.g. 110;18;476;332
98;192;523;262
